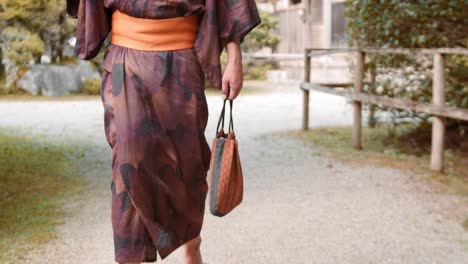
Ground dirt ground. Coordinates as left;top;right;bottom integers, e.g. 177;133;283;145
1;86;467;263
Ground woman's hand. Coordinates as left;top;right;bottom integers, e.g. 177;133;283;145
222;38;243;100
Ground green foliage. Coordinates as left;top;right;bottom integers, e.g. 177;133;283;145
82;78;101;95
344;0;468;133
0;0;76;90
0;0;76;63
242;11;280;52
345;0;466;48
243;60;278;80
1;26;45;65
220;48;279;81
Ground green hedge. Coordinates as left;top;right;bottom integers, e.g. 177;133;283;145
345;0;468;133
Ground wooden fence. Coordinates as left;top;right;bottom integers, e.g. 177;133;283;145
300;48;468;172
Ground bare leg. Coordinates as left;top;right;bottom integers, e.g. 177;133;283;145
182;236;203;264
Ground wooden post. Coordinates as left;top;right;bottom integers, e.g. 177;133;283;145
302;0;311;130
303;0;312;49
353;51;365;149
430;53;445;172
302;48;311;130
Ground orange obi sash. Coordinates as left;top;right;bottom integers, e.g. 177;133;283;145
110;10;199;51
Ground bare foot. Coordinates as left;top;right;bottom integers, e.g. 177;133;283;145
182;236;203;264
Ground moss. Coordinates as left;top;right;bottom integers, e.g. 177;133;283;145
16;66;30;79
52;56;78;65
81;78;101;95
462;218;468;231
0;128;86;262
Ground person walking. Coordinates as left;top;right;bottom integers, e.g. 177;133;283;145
66;0;261;263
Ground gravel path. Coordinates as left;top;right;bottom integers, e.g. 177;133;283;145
1;86;467;264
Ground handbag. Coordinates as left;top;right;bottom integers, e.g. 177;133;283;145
208;97;244;217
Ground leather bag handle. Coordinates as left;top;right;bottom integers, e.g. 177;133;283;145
215;92;234;135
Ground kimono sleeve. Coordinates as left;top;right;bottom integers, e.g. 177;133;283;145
66;0;112;60
217;0;262;47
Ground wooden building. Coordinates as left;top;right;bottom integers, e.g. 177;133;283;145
276;0;347;53
270;0;350;82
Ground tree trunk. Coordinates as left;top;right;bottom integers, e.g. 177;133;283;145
367;62;377;128
57;46;64;62
34;54;41;64
50;41;58;63
57;35;67;62
5;64;18;91
0;46;4;80
51;54;58;63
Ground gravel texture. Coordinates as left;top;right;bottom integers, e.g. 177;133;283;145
1;86;467;264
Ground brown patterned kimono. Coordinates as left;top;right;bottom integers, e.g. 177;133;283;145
67;0;260;262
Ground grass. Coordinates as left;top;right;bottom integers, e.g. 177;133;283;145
282;122;468;196
0;128;86;262
0;83;271;101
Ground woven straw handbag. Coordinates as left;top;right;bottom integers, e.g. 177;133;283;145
208;98;244;217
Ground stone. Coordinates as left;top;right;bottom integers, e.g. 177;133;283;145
16;60;100;96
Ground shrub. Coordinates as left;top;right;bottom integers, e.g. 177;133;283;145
243;60;278;80
344;0;468;134
82;78;101;95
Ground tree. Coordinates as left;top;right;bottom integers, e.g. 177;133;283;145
242;11;280;52
1;27;45;88
42;0;76;63
0;0;75;63
2;27;44;65
0;0;76;90
345;0;466;49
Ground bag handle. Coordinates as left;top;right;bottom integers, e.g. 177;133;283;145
215;97;234;135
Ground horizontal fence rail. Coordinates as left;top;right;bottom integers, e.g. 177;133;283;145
301;83;468;122
304;48;468;56
242;53;304;60
300;47;468;172
243;48;468;60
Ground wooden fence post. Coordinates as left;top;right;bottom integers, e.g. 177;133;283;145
353;50;365;149
430;53;446;172
303;48;311;130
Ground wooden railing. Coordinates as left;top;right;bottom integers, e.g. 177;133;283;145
300;48;468;172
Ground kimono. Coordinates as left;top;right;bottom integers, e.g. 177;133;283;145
66;0;261;263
